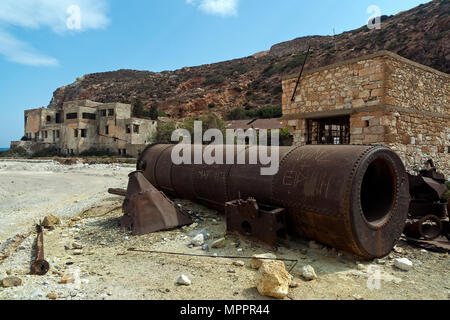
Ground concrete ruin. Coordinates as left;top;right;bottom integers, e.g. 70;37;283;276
281;51;449;176
14;100;157;157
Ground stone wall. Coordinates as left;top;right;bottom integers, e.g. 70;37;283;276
281;51;449;177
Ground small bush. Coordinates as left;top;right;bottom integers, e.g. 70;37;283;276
79;148;115;157
203;75;226;86
32;147;59;158
0;147;27;158
227;107;247;120
153;122;177;144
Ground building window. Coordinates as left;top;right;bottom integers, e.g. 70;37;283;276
101;110;107;117
81;129;87;138
46;116;51;122
56;130;60;138
44;131;48;139
25;116;28;124
122;149;127;156
306;116;350;145
108;109;114;116
56;113;62;124
126;125;131;134
66;113;78;120
82;113;96;120
105;126;109;135
74;129;78;138
118;149;122;156
133;125;140;134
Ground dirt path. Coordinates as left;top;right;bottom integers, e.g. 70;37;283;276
0;160;449;300
0;160;132;242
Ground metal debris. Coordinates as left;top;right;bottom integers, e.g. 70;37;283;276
30;224;50;276
119;171;193;235
405;160;449;243
127;248;298;273
225;198;287;248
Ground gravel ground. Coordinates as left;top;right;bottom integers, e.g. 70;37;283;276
0;160;449;300
0;159;132;242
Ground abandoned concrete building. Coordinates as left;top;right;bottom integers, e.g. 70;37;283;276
19;100;157;157
281;51;449;176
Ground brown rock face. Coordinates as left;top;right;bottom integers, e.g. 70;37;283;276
48;1;448;120
255;261;291;299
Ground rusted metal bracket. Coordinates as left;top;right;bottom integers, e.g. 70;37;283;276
30;224;50;276
225;198;288;249
120;171;193;235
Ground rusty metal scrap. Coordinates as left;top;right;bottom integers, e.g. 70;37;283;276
225;198;287;248
403;215;443;241
137;144;411;259
119;171;193;236
405;161;449;243
30;224;50;276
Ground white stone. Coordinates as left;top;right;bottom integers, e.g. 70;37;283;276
301;265;317;281
177;274;191;286
191;234;204;247
394;258;413;271
251;253;277;270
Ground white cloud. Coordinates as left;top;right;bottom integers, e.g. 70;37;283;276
187;0;239;17
0;30;58;66
0;0;109;67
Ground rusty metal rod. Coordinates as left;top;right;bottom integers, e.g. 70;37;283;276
30;224;50;275
137;144;410;259
108;188;127;197
127;248;298;273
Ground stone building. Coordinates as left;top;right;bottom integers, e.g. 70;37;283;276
281;51;449;176
18;100;157;157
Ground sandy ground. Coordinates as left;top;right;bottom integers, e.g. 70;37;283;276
0;160;449;300
0;159;132;243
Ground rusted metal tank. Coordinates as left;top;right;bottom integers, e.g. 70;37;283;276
137;144;410;259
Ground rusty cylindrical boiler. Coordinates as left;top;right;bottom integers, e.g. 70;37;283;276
137;144;410;259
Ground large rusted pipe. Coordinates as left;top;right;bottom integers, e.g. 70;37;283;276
137;144;410;259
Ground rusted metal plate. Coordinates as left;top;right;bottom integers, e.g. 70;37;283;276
405;236;450;253
120;171;193;236
137;144;410;259
225;198;287;248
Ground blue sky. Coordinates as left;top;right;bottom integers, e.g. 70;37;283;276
0;0;429;147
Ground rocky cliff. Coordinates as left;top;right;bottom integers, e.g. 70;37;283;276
49;0;449;119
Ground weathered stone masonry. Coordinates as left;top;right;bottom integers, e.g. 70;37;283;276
16;100;157;158
282;51;449;176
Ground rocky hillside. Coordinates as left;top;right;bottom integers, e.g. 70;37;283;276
49;0;449;119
